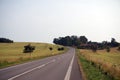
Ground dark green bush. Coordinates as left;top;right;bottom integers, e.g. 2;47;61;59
23;44;35;53
58;47;64;51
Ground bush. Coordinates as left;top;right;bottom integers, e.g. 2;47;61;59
49;47;53;50
58;47;64;51
23;44;35;53
0;38;13;43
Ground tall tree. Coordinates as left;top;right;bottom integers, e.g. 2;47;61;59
111;38;116;43
79;36;88;44
111;38;119;47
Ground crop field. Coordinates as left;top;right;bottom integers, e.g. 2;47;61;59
0;42;67;68
77;48;120;80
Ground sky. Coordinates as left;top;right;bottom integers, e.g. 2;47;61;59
0;0;120;43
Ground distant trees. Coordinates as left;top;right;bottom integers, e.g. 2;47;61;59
0;38;13;43
111;38;119;47
79;36;88;44
53;36;73;46
53;35;88;47
53;36;119;51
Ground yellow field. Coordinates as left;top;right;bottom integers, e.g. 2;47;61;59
0;42;67;67
79;48;120;79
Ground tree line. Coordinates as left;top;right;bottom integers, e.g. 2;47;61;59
53;35;120;50
53;36;88;46
0;38;13;43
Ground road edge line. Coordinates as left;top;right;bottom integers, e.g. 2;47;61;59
8;59;55;80
64;54;75;80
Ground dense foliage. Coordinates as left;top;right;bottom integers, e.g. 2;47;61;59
0;38;13;43
23;44;35;53
53;36;88;46
53;36;119;50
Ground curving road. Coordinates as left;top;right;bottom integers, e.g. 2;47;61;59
0;48;82;80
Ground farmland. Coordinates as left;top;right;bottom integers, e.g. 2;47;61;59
77;47;120;80
0;42;67;68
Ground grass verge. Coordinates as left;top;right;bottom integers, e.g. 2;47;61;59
76;49;116;80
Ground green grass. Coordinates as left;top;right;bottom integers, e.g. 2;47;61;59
0;42;67;68
79;48;120;79
77;49;117;80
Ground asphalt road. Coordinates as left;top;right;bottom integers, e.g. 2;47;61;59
0;48;82;80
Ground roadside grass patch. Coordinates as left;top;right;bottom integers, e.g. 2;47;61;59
77;49;117;80
78;48;120;80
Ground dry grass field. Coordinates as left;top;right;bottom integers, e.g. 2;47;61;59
78;48;120;80
0;42;67;68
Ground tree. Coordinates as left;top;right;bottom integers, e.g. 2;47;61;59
0;38;13;43
53;36;120;49
64;36;72;46
111;38;116;43
79;36;88;44
53;38;59;44
71;35;79;46
111;38;119;47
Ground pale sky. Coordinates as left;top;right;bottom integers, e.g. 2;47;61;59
0;0;120;43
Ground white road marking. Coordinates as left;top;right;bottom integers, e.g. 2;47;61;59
8;59;56;80
64;54;75;80
0;58;56;72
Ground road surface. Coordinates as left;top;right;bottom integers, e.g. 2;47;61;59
0;48;82;80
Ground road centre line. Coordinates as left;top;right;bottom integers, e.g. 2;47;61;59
64;54;75;80
8;59;56;80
